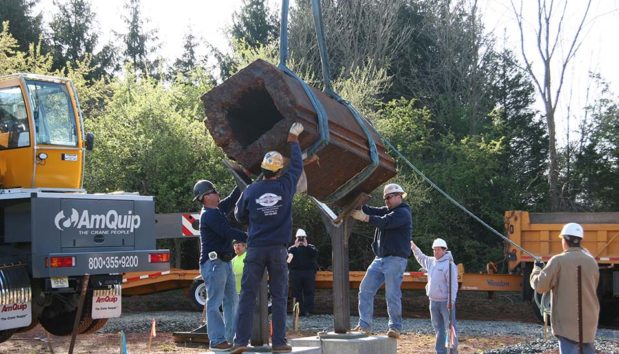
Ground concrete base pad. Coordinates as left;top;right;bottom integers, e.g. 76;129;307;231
291;334;396;354
201;346;321;354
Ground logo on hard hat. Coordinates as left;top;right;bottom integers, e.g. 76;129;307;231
261;151;284;172
256;193;282;207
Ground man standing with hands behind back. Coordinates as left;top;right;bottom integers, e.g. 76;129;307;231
350;183;412;339
231;122;305;354
288;228;319;317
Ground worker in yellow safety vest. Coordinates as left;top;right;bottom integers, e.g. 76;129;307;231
231;240;247;295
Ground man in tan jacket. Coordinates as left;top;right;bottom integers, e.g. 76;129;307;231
530;222;599;354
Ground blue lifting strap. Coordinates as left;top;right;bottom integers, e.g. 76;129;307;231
309;0;379;204
278;0;329;158
278;0;379;204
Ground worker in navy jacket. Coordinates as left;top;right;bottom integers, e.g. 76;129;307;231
350;183;412;339
288;228;319;316
192;180;247;351
231;122;304;354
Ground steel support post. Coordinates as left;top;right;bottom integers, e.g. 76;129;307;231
315;199;355;333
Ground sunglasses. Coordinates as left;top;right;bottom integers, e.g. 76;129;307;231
199;190;218;202
384;193;400;201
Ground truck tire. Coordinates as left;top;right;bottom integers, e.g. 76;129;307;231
81;318;109;334
40;309;95;336
39;293;94;336
521;263;534;302
189;279;206;311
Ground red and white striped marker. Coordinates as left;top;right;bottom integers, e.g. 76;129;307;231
122;270;171;284
182;213;201;236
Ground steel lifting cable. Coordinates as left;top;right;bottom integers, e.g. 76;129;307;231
309;0;380;204
382;139;541;261
279;0;329;158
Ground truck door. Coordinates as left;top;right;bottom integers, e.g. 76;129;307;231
26;80;84;189
0;80;34;188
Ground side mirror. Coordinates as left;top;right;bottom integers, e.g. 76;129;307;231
85;132;95;151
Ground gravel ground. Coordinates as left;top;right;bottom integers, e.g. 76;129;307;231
103;312;619;353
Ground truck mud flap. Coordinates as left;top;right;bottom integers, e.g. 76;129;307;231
0;265;32;331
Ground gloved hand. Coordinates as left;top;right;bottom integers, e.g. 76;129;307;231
351;209;368;222
289;122;304;136
534;260;545;268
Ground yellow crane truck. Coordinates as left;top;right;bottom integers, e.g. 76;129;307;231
505;210;619;323
0;74;169;342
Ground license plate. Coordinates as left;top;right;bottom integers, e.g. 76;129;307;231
50;277;69;288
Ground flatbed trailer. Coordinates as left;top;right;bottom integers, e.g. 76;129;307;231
122;267;523;310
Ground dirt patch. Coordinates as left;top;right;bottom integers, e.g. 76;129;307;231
1;289;542;353
4;327;534;354
312;289;538;323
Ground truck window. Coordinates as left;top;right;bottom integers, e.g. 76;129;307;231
27;80;77;147
0;86;30;149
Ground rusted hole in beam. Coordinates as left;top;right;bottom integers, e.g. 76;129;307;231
226;82;283;148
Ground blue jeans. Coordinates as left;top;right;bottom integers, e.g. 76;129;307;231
557;336;595;354
358;256;408;331
430;301;458;354
234;246;289;346
200;259;238;346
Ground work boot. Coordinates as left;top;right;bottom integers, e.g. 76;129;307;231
272;343;293;352
210;341;233;351
352;325;371;335
230;344;247;354
387;328;400;339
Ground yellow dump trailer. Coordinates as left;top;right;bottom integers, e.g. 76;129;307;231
505;211;619;323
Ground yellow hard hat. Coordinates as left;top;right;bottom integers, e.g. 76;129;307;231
261;151;284;172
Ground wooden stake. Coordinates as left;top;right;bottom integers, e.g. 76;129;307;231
68;274;90;354
577;265;583;354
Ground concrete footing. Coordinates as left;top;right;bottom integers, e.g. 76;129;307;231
202;346;322;354
290;333;396;354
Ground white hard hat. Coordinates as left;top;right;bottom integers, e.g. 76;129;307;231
383;183;407;199
559;223;584;239
295;228;307;237
432;238;448;249
261;151;284;172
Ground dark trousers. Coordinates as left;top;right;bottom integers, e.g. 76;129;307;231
290;269;316;315
234;246;289;346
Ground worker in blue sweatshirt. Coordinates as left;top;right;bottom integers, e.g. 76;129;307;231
231;122;304;354
192;180;247;351
351;183;412;339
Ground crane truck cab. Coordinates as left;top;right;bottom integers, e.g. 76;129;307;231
0;74;169;342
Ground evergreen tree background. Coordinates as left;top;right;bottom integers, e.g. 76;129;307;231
1;0;617;272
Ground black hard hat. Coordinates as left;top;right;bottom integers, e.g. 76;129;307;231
192;180;216;202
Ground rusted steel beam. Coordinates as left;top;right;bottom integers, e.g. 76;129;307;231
201;59;396;206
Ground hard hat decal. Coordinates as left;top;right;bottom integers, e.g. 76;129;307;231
261;151;284;172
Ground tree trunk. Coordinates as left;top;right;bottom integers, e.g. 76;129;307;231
546;107;560;211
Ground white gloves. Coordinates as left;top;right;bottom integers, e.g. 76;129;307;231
289;122;304;136
351;209;368;222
